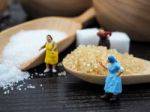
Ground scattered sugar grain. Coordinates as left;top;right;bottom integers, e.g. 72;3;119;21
18;88;22;91
40;84;43;87
57;62;63;67
39;73;44;77
10;87;14;91
4;90;9;95
30;75;33;78
4;91;7;95
27;84;36;89
58;71;67;76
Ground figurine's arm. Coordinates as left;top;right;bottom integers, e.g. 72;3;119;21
100;62;108;69
118;66;124;76
105;32;112;37
52;42;58;51
96;57;108;69
39;43;46;50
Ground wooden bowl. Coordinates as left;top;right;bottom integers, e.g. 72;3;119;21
0;0;8;16
93;0;150;42
20;0;92;18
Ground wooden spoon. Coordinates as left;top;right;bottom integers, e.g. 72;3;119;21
0;7;95;71
63;57;150;85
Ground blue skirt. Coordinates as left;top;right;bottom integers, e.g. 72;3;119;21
104;74;122;94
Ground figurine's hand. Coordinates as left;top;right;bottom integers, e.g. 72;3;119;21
39;48;42;51
51;50;54;53
100;62;105;66
117;67;124;76
100;62;107;69
117;71;123;77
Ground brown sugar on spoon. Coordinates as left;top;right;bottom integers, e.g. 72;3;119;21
63;45;146;76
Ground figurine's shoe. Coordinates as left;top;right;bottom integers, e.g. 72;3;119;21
109;95;119;102
44;68;50;73
52;68;57;73
100;93;111;100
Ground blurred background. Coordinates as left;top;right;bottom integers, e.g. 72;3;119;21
0;0;92;30
0;1;150;112
0;0;150;41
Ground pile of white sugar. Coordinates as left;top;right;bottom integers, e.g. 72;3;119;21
0;30;67;90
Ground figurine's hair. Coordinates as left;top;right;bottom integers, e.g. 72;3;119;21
108;55;117;63
47;35;53;40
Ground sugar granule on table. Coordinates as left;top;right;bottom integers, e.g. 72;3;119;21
0;30;67;93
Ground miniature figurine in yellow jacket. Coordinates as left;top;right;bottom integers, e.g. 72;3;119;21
40;35;58;73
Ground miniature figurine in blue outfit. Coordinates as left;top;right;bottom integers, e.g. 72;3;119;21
100;55;124;101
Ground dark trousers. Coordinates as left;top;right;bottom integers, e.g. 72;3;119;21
98;39;110;49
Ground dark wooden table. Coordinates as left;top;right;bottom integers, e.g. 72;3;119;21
0;1;150;112
0;41;150;112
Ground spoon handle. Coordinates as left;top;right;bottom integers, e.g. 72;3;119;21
72;7;96;26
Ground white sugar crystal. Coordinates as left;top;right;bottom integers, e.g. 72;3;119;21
109;32;130;53
30;75;33;78
4;91;7;94
27;84;36;89
76;28;99;46
17;84;23;88
4;90;10;94
58;71;66;76
0;64;29;89
39;73;44;76
11;87;14;91
0;30;67;90
57;62;63;67
22;81;25;84
58;73;61;76
63;71;66;76
18;88;22;91
76;29;130;53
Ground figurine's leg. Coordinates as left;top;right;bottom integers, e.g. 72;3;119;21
100;93;112;100
109;94;119;102
44;64;50;73
52;65;57;73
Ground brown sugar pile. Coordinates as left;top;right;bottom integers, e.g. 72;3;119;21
63;45;146;75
